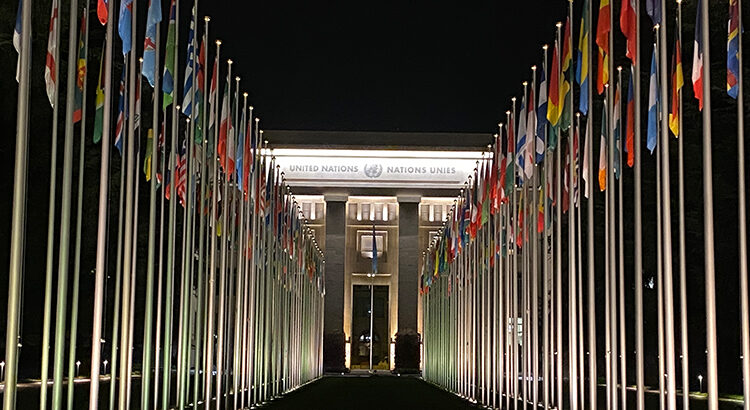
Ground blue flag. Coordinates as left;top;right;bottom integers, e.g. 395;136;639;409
115;67;127;154
142;0;161;87
646;0;661;26
182;9;196;116
372;225;378;274
647;45;658;154
536;63;547;163
13;0;22;82
236;108;246;191
118;0;132;55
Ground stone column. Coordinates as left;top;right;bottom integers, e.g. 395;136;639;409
397;195;420;333
323;194;348;335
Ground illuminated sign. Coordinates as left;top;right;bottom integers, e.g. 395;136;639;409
270;149;485;188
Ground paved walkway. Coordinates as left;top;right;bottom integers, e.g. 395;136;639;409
261;373;480;410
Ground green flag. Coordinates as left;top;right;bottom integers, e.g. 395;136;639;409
162;0;176;109
93;44;105;143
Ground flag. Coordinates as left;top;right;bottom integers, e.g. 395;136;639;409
73;13;87;123
93;46;105;143
236;107;246;190
45;0;59;107
620;0;637;64
647;45;658;154
182;9;196;116
118;0;133;55
97;0;108;25
144;128;153;180
372;225;378;274
208;55;218;136
162;0;176;109
243;112;252;194
692;0;704;110
598;101;608;191
115;66;127;155
560;17;573;130
727;0;741;99
596;0;611;95
504;113;515;199
669;36;684;137
13;0;22;82
134;68;141;130
547;39;563;127
646;0;662;26
537;187;545;233
195;38;206;143
142;0;162;87
176;137;187;205
577;0;591;114
582;117;592;198
516;93;528;182
625;66;635;167
613;80;621;179
525;79;536;177
218;76;233;174
536;62;548;162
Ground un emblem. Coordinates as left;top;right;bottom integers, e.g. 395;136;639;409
364;163;383;178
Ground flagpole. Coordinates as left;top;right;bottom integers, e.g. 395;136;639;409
67;8;90;410
4;0;32;406
233;93;248;409
142;4;162;407
153;112;167;410
732;0;750;407
554;23;563;409
616;66;627;410
656;92;666;410
633;1;645;408
40;0;62;405
530;67;540;410
566;4;578;410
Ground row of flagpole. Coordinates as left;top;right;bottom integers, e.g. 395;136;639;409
7;0;326;409
421;0;746;409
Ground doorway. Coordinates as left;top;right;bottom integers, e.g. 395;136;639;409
351;285;390;370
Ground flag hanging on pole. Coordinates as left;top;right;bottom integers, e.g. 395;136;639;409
537;61;548;162
646;0;662;26
504;112;515;199
182;8;196;116
516;93;528;182
613;80;622;179
243;112;252;194
647;45;659;153
13;0;22;82
218;76;232;173
208;54;218;138
372;224;378;274
560;17;573;130
625;66;635;166
97;0;108;25
93;45;105;143
727;0;741;99
44;0;59;107
142;0;162;87
669;35;684;137
692;0;704;110
525;79;537;177
547;39;563;128
598;101;608;191
563;139;570;213
582;117;592;198
596;0;611;95
577;0;590;114
162;0;176;109
195;38;206;143
118;0;133;55
115;66;127;155
236;106;246;190
621;0;637;64
144;128;153;180
73;13;87;123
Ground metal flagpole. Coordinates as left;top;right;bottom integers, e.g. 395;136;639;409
153;111;167;410
67;8;90;409
554;25;563;409
617;67;627;410
633;1;645;408
607;1;617;406
40;0;62;406
51;0;81;406
604;92;612;410
656;95;665;410
233;93;248;409
4;0;32;406
530;67;540;410
567;4;578;409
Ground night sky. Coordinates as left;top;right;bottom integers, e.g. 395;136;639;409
0;0;749;398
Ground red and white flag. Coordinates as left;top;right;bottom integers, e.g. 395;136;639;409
45;0;59;107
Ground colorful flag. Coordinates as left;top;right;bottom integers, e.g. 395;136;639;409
144;128;153;180
596;0;610;95
176;137;187;205
727;0;741;99
243;111;252;194
45;0;59;107
547;39;562;127
647;45;658;154
218;76;233;174
646;0;662;26
162;0;176;109
560;17;573;130
625;66;635;167
97;0;108;25
73;13;87;123
13;0;22;82
208;55;218;135
563;139;570;213
93;45;105;143
620;0;637;64
115;66;127;155
692;0;704;110
613;80;621;179
236;107;246;190
195;38;206;143
669;36;684;137
182;9;196;116
504;113;515;199
142;0;162;87
598;101;608;191
536;62;548;162
525;79;536;178
516;93;528;182
577;0;591;114
582;117;592;198
118;0;133;55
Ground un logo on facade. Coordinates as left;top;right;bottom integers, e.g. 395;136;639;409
364;163;383;178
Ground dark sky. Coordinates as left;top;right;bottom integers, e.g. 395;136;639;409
200;0;564;132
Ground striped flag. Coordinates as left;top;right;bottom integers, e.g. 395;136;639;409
142;0;162;87
692;0;705;110
577;0;591;114
218;76;233;174
118;0;133;55
727;0;741;99
536;61;547;162
516;93;528;182
560;17;572;130
115;66;127;155
582;117;592;198
669;36;684;137
97;0;108;25
13;0;22;82
547;39;562;127
595;0;610;95
176;137;188;205
236;106;246;190
45;0;59;107
93;45;106;143
625;66;635;167
182;9;196;116
620;0;637;64
73;13;87;124
162;0;176;109
647;45;659;153
598;101;607;191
